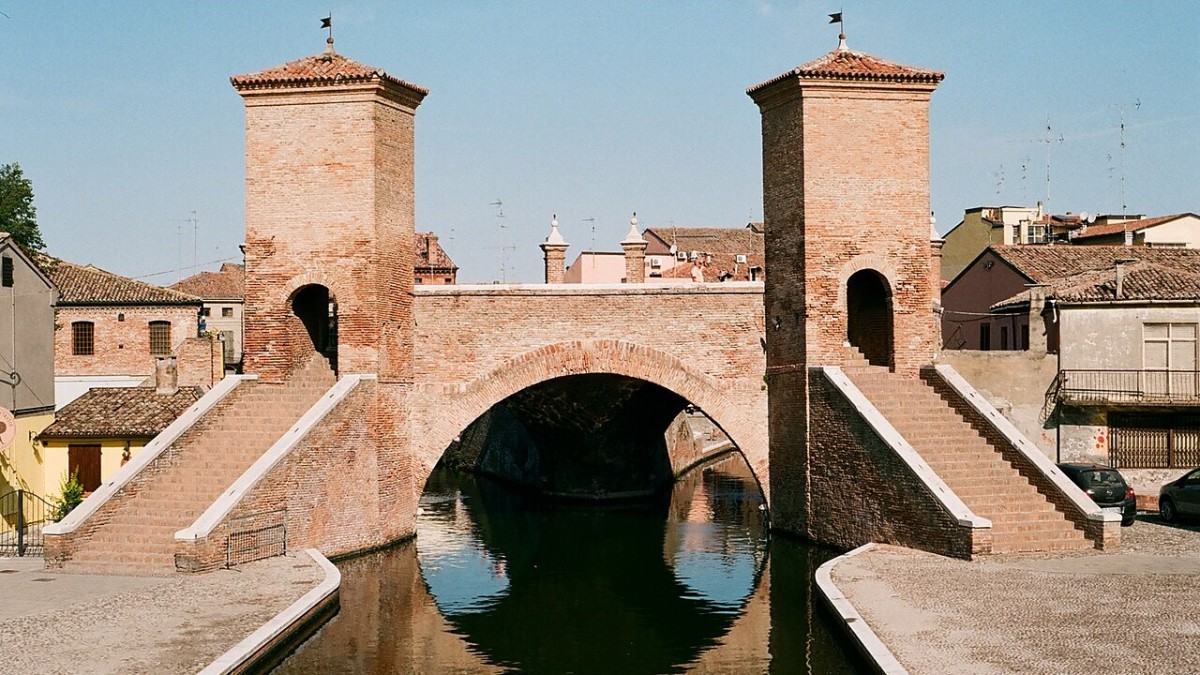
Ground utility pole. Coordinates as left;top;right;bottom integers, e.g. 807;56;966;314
489;199;514;283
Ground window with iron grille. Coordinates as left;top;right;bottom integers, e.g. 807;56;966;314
222;307;233;318
72;321;94;356
149;320;171;355
1109;412;1200;469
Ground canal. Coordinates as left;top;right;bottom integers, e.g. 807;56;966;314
275;454;864;673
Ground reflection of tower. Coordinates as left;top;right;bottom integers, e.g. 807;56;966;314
748;33;943;534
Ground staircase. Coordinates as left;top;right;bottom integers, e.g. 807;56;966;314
842;351;1090;554
58;358;335;575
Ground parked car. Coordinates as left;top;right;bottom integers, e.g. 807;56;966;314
1057;463;1137;526
1158;468;1200;523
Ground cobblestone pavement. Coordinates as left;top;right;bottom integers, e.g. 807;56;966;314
832;516;1200;675
0;552;322;674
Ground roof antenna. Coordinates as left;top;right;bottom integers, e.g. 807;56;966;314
321;14;334;58
1108;99;1140;218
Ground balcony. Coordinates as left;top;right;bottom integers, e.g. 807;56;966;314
1056;369;1200;406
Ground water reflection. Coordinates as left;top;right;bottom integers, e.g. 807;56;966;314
275;455;863;674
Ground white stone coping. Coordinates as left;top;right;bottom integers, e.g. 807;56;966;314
177;374;374;542
931;365;1118;525
45;375;256;536
198;548;340;675
820;367;991;529
815;543;909;675
414;281;763;296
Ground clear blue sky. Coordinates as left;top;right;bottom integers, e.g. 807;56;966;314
4;2;1198;284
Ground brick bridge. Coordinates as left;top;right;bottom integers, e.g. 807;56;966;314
46;40;1124;576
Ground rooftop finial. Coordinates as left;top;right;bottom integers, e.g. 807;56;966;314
828;11;847;50
622;212;645;244
321;14;335;57
545;213;566;245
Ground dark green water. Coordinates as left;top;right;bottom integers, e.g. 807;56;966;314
275;456;864;674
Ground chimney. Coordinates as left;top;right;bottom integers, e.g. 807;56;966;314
540;214;569;284
620;213;648;284
155;356;179;395
1114;258;1136;299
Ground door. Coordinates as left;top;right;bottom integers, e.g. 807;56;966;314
68;445;102;493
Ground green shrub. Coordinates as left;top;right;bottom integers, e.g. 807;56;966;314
52;470;85;522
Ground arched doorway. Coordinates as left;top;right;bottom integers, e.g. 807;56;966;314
291;284;338;374
846;269;893;368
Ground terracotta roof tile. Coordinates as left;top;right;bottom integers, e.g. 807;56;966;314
749;46;943;94
1072;213;1193;240
231;52;428;94
989;245;1200;284
170;263;245;300
37;255;201;305
38;387;203;439
643;226;764;257
415;232;457;271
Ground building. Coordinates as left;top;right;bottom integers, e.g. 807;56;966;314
36;381;201;495
414;232;458;285
1070;213;1200;248
562;251;628;283
644;224;765;282
0;233;57;498
41;256;219;406
940;205;1047;280
170;262;245;372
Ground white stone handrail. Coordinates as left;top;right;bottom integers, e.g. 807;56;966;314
932;364;1117;525
45;375;256;536
820;366;991;529
176;374;375;542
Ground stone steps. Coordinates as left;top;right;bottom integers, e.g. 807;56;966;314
844;356;1090;553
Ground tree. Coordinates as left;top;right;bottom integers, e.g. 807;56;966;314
0;162;44;251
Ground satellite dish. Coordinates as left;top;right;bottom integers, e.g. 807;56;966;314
668;244;677;255
1079;211;1089;223
1088;212;1097;223
0;407;15;449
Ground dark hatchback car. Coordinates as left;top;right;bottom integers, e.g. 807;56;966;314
1159;468;1200;523
1058;463;1137;526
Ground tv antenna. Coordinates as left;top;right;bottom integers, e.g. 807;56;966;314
1108;99;1140;217
489;199;514;283
993;164;1005;200
582;217;596;270
1030;117;1064;210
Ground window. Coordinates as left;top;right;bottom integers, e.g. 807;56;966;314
221;307;233;318
68;445;102;493
1144;323;1197;398
1000;326;1009;350
149;321;171;355
2;256;12;287
1021;324;1030;350
979;324;991;351
200;307;211;317
72;321;94;356
1109;413;1200;468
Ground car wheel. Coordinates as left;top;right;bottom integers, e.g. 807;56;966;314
1160;497;1178;523
1122;516;1135;527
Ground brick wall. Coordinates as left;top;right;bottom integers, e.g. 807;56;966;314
806;369;983;558
55;304;199;378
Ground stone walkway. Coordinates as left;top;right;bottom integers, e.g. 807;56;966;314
0;552;322;674
832;516;1200;674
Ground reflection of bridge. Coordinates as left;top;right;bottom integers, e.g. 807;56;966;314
46;37;1123;576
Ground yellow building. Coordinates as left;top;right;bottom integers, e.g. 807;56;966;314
36;386;201;497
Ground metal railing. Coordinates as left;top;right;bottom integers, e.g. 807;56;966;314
1111;426;1200;469
0;489;53;557
225;508;287;568
1057;369;1200;405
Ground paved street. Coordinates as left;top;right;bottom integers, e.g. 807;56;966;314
0;552;322;674
832;516;1200;674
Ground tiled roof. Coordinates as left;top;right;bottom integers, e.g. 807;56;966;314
659;253;765;282
415;232;457;271
994;261;1200;309
643;226;764;258
170;263;245;300
1072;213;1192;240
989;245;1200;284
230;52;428;94
38;387;203;439
36;255;201;305
749;45;943;93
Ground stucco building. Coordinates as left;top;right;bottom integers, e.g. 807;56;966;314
171;262;245;373
0;234;57;498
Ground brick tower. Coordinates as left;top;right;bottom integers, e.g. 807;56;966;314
748;36;943;532
232;40;428;383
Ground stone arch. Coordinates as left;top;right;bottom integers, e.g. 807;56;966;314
415;339;768;505
845;269;894;368
266;272;349;376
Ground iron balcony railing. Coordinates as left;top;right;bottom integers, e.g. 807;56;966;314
1057;369;1200;405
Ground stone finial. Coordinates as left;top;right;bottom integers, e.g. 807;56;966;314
540;214;569;284
621;213;645;245
545;214;566;245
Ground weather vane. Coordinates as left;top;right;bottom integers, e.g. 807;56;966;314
829;10;846;47
320;13;335;56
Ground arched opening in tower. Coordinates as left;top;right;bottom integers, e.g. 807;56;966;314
291;284;338;375
846;269;893;369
